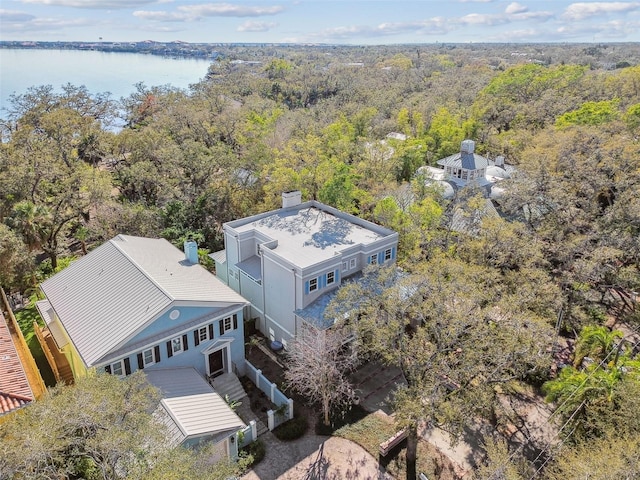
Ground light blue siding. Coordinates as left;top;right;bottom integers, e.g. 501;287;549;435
127;306;225;345
111;309;246;378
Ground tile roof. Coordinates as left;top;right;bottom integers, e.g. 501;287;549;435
0;392;32;414
41;235;247;367
0;311;34;415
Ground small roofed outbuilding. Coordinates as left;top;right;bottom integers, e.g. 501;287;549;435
146;367;245;450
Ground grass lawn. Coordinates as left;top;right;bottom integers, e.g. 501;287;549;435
14;302;57;387
335;412;458;480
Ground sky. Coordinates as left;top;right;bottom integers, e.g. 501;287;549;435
1;0;640;45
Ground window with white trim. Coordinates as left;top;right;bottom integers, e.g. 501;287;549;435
349;258;356;269
111;360;124;376
171;336;183;355
369;254;378;265
142;348;155;367
342;261;348;272
327;271;335;285
384;248;392;261
223;316;233;333
309;277;318;292
197;326;209;343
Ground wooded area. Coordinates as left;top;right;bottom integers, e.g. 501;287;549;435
1;42;639;478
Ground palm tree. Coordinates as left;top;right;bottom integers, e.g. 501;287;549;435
543;364;622;437
7;201;50;252
572;325;623;368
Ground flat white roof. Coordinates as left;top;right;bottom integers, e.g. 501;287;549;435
228;202;396;268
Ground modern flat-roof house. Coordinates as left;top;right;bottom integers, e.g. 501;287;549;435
36;235;250;454
212;192;399;344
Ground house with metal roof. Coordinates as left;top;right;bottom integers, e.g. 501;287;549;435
211;192;399;344
417;139;515;201
147;367;245;456
36;235;250;452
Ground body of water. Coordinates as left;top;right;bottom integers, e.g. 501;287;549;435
0;48;213;115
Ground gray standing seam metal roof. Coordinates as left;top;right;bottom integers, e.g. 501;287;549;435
437;152;489;170
40;235;247;367
294;288;340;330
450;198;500;234
146;368;245;443
230;205;394;268
209;249;227;264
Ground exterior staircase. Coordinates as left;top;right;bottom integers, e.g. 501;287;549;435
211;373;247;403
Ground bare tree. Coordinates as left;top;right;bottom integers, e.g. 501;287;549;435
284;323;358;426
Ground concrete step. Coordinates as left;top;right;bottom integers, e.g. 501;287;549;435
256;419;269;436
212;373;247;403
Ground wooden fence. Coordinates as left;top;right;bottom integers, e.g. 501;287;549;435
0;288;46;399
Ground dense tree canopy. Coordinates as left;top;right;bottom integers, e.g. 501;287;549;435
2;43;640;478
0;372;245;480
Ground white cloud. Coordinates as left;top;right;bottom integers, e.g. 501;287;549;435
563;2;640;20
237;21;277;32
557;18;640;39
178;3;283;18
0;9;36;21
0;14;97;33
487;28;546;42
134;3;284;23
296;17;454;42
20;0;161;8
133;10;187;21
460;4;552;26
505;2;528;15
461;13;509;26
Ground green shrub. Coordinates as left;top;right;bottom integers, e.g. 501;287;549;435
272;416;308;441
240;439;265;467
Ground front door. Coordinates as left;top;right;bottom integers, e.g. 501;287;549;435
208;349;225;378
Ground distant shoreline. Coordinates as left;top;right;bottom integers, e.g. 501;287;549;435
0;41;222;61
3;40;638;61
